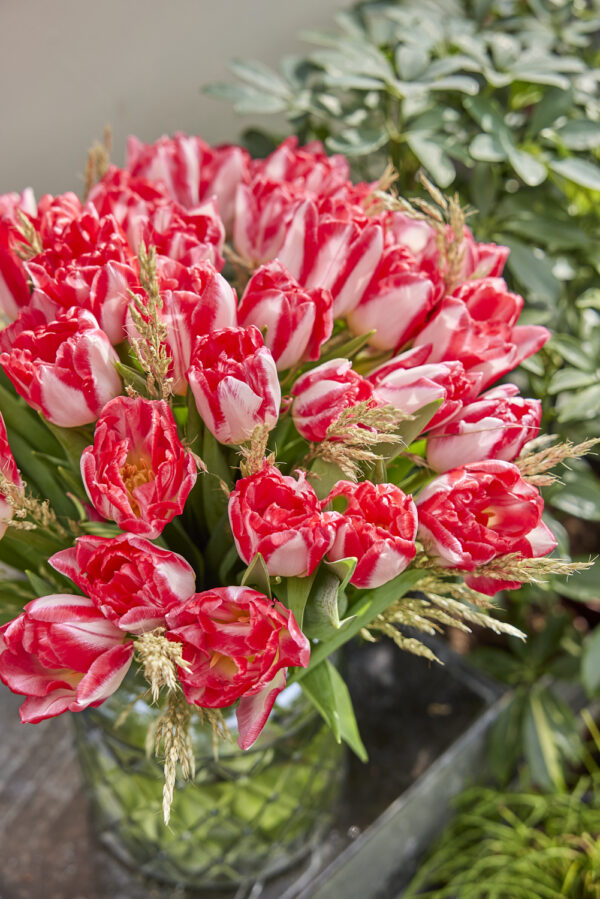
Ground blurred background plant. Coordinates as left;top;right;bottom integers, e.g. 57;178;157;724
401;712;600;898
207;0;600;793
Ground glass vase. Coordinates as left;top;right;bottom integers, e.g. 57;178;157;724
72;668;346;889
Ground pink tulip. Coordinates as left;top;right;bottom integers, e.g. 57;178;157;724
416;460;557;595
88;167;226;271
81;396;197;538
126;132;250;229
323;481;417;588
0;307;122;427
228;464;340;577
370;355;479;431
347;244;441;350
238;260;333;371
426;385;542;472
187;326;281;445
412;294;549;390
26;208;139;344
254;136;350;198
0;594;134;723
278;199;384;317
50;534;197;634
291;358;374;442
127;258;237;394
233;178;303;266
165;586;310;748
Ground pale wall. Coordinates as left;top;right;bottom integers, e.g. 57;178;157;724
0;0;348;196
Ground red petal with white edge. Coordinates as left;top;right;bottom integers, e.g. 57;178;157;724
236;668;287;750
19;689;78;724
76;642;134;706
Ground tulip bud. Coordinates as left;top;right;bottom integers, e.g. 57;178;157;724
187;326;281;445
323;480;417;588
0;307;122;427
238;261;333;371
426;385;542;472
291;359;374;442
416;460;557;595
80;396;197;538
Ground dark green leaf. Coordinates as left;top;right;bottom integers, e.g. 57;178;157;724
523;688;582;790
489;690;527;784
241;554;271;600
44;421;94;474
296;568;425;678
301;659;367;761
581;627;600;696
502;237;560;302
394;399;443;448
201;430;233;530
281;574;316;631
114;361;147;396
303;568;354;640
25;569;56;597
528;86;573;135
308;458;348;501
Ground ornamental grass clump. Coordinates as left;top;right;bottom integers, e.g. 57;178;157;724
0;131;594;824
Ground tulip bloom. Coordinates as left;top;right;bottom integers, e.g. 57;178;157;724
370;355;478;431
256;136;350;198
291;358;374;442
50;534;197;634
233;178;303;266
347;245;440;351
127;258;237;394
0;594;134;723
0;307;122;427
228;465;340;577
165;586;310;748
324;481;418;588
26;209;139;344
126;132;250;229
412;291;549;390
416;460;557;594
278;199;384;317
187;326;280;445
81;396;197;538
426;385;542;472
238;261;333;371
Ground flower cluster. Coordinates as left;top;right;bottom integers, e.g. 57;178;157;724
0;132;582;821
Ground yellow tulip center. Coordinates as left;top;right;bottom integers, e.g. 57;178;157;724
120;457;155;517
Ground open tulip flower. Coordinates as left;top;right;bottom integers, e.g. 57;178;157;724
0;131;590;824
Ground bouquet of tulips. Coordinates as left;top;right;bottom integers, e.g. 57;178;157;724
0;133;590;822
